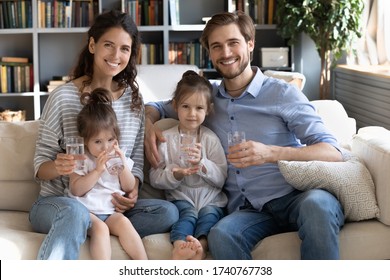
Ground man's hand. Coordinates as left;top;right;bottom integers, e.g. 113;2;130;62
144;117;165;168
111;187;139;213
227;140;270;168
227;141;343;168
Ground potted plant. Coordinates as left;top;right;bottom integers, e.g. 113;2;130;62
276;0;364;99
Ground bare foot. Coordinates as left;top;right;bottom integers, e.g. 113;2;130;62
186;235;206;260
172;240;196;260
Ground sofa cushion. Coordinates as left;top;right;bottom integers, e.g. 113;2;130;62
352;126;390;225
310;100;356;149
137;64;200;104
0;121;40;211
140;119;179;200
251;220;390;260
278;152;379;222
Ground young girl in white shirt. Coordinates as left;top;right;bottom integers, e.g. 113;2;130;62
149;70;228;259
69;87;147;260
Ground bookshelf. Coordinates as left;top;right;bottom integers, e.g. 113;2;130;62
0;0;292;120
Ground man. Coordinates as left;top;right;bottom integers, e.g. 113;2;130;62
145;11;344;259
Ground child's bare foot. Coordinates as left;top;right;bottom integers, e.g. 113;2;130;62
186;235;206;260
172;240;196;260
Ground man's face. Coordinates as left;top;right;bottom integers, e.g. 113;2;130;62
207;24;254;79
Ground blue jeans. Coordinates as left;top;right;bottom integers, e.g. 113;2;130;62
29;195;179;259
208;189;344;260
170;200;224;242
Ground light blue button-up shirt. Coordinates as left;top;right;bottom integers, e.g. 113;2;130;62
148;67;339;213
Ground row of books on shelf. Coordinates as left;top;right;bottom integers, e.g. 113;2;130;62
0;57;33;93
168;42;212;69
1;0;279;30
234;0;278;25
0;0;33;29
37;0;99;28
123;0;163;26
168;0;278;26
137;41;212;69
138;43;163;65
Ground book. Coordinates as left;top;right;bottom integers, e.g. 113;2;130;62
169;0;179;25
268;0;275;24
48;80;67;86
1;65;8;93
1;57;29;63
46;76;69;92
51;75;70;81
24;64;31;92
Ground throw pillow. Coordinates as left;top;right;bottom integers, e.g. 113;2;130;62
278;152;379;222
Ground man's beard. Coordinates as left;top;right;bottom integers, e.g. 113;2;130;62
214;55;250;80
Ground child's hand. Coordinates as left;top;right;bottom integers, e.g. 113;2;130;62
187;143;202;166
111;140;128;164
96;150;110;173
172;165;201;180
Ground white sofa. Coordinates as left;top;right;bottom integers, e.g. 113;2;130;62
1;65;390;260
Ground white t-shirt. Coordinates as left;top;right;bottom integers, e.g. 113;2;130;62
68;152;134;215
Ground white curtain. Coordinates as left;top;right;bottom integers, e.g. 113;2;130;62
348;0;390;65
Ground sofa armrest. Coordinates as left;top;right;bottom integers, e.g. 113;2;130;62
352;126;390;225
0;121;40;211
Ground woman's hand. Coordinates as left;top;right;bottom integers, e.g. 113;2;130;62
54;153;78;175
111;187;139;213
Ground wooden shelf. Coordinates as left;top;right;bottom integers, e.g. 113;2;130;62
0;0;291;120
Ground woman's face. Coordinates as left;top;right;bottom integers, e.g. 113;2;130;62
88;27;133;78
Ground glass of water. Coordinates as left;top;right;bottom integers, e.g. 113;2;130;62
65;136;85;171
105;146;126;176
179;130;197;166
227;131;246;147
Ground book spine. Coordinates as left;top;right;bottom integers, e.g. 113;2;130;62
6;65;12;92
1;57;29;63
27;0;32;27
8;1;17;28
25;64;31;92
268;0;275;24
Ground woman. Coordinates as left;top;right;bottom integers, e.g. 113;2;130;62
29;10;178;260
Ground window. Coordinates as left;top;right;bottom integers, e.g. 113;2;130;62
348;0;390;66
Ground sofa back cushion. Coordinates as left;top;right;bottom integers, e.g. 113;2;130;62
352;126;390;225
140;119;179;200
137;64;199;104
311;100;356;149
0;120;40;211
